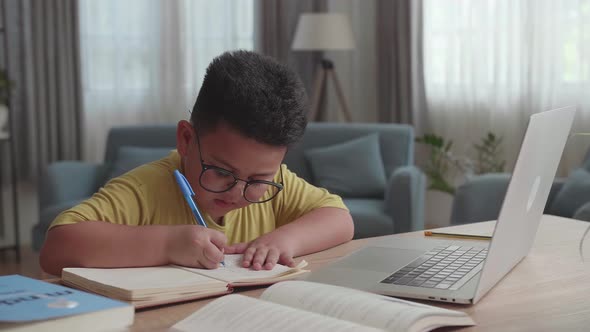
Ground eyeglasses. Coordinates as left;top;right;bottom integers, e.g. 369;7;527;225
194;128;284;203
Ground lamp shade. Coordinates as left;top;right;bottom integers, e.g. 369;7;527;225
291;13;355;51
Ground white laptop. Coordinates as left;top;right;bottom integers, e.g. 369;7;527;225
306;106;576;304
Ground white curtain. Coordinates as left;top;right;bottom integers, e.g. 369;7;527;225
79;0;254;162
423;0;590;174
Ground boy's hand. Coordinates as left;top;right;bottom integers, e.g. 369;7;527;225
225;233;296;270
165;225;226;269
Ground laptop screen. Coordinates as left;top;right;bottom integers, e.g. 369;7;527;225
473;106;576;303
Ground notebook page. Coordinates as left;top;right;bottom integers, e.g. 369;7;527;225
178;254;306;283
260;281;473;332
172;294;382;332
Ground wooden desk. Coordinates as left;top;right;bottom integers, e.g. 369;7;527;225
131;215;590;331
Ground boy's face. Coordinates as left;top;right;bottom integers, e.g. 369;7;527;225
176;120;287;221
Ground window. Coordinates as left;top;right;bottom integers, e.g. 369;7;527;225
78;0;254;161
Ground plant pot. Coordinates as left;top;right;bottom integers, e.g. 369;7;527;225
0;104;9;139
425;190;454;229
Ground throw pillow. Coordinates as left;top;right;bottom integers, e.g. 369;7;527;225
109;146;173;179
304;134;387;198
549;168;590;218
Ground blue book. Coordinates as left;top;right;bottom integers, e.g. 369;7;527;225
0;275;134;332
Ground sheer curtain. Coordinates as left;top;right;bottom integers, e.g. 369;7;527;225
79;0;254;162
423;0;590;173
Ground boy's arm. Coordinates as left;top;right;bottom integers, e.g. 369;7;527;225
226;207;354;270
40;221;226;276
272;207;354;256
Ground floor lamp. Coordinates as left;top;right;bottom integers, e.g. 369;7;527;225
291;13;356;122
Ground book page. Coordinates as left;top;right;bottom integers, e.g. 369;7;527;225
260;281;474;332
172;294;383;332
178;254;308;283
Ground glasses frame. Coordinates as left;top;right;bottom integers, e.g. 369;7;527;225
193;127;284;203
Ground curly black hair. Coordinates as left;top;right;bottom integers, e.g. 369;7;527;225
190;50;308;146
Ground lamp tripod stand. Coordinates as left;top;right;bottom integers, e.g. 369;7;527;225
308;59;353;122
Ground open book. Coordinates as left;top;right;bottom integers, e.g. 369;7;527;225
172;280;475;332
61;254;308;309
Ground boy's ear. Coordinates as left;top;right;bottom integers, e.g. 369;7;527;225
176;120;193;156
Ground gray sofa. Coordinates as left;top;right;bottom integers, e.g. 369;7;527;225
450;152;590;224
33;123;426;250
283;123;425;239
33;126;178;251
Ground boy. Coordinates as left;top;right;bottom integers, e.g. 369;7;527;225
40;50;354;276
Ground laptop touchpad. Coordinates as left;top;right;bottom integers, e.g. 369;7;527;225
329;246;424;273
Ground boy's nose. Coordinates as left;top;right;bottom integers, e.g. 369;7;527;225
225;181;246;202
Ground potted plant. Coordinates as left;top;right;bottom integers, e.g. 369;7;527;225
416;132;505;194
416;132;505;227
0;69;12;139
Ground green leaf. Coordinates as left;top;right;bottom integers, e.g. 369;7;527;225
416;131;506;195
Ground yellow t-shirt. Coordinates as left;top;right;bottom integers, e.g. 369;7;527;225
49;151;348;244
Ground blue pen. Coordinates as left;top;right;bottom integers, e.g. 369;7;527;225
174;169;225;266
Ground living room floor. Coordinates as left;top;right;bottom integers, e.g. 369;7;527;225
0;181;47;279
0;246;44;278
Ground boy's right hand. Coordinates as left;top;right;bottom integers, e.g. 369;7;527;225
165;225;226;269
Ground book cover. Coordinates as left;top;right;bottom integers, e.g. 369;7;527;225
0;275;133;330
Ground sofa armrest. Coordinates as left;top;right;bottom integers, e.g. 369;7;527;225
384;165;426;233
39;161;108;209
546;177;566;210
451;173;569;225
573;202;590;222
450;173;510;225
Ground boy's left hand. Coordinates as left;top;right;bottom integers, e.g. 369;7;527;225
224;235;296;270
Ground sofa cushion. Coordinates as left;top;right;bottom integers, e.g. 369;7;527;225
109;146;172;179
549;168;590;218
304;134;387;198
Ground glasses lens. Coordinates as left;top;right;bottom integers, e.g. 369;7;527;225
245;183;281;203
200;166;282;202
200;167;236;192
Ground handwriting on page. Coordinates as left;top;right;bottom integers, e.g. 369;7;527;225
180;254;295;282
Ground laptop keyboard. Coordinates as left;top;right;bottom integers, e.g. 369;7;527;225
381;245;488;290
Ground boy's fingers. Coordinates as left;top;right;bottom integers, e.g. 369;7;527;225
242;246;257;268
251;247;270;271
202;243;224;268
264;248;280;270
208;230;228;249
279;253;295;267
193;256;210;269
225;242;248;254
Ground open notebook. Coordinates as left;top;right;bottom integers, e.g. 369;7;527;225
61;254;309;309
172;280;475;332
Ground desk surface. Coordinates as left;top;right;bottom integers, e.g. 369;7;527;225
131;215;590;331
